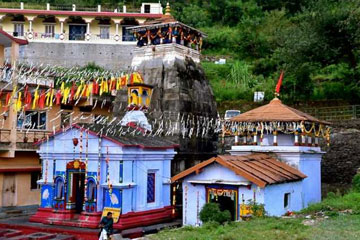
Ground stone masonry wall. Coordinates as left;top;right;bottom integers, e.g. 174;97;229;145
5;42;136;71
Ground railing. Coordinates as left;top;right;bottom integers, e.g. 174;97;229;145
16;130;52;143
301;105;360;121
0;129;11;143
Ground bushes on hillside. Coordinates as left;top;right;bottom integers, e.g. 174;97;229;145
352;174;360;192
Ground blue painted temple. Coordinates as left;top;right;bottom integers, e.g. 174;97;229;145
30;124;177;230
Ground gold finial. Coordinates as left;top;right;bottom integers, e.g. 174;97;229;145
165;2;171;16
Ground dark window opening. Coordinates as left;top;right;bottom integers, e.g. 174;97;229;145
79;106;92;113
30;171;41;190
147;172;155;203
144;4;151;13
60;104;73;110
284;193;290;208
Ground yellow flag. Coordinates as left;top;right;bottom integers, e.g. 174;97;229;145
99;79;104;96
62;87;70;104
49;89;54;107
45;91;51;106
60;82;65;94
74;82;83;100
86;83;92;98
16;92;22;112
32;88;39;109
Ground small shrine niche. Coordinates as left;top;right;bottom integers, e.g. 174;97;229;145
127;72;153;111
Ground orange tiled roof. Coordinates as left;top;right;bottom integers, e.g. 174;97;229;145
171;153;306;188
230;98;330;125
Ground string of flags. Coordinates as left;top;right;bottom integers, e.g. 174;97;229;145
0;71;145;113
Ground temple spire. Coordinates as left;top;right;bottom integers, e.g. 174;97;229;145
165;2;171;16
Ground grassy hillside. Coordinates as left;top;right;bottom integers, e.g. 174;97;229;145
150;191;360;240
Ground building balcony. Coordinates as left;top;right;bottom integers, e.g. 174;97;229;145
0;129;51;152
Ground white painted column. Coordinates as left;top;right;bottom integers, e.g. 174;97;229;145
29;20;33;32
87;22;90;34
115;23;119;35
234;135;238;145
60;21;64;33
294;131;299;146
273;131;278;146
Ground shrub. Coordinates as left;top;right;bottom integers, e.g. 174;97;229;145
352;174;360;192
199;202;231;224
247;200;266;217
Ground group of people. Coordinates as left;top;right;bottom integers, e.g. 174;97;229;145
135;26;203;51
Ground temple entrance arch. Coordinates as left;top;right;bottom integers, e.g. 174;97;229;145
66;160;85;213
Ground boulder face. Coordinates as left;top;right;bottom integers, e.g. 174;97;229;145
321;120;360;184
113;47;218;174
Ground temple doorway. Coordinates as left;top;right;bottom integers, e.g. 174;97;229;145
66;160;86;213
207;187;238;221
72;172;85;213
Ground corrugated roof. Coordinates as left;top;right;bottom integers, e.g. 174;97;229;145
171;153;306;188
230;98;330;125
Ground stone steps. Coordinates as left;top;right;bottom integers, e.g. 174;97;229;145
0;228;75;240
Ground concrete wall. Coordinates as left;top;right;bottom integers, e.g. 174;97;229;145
0;152;41;207
264;181;303;216
5;42;136;70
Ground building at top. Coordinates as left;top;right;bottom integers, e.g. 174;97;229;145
0;2;164;70
172;97;331;225
0;2;162;44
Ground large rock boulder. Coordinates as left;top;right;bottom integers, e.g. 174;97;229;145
113;45;217;174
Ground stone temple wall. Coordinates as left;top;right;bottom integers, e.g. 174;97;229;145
5;42;136;71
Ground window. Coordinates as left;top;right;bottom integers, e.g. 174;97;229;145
122;26;136;42
119;161;123;183
30;171;41;190
14;23;24;37
17;111;46;130
147;172;155;203
100;26;110;39
144;4;151;13
60;112;72;128
284;193;291;208
87;179;96;201
45;25;55;38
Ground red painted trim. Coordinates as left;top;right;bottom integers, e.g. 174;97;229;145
0;28;28;45
35;123;178;150
0;8;162;18
0;167;40;173
31;206;174;229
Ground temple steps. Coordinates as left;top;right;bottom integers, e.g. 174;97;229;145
0;228;75;240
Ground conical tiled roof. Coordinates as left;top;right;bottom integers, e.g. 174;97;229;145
230;98;330;125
